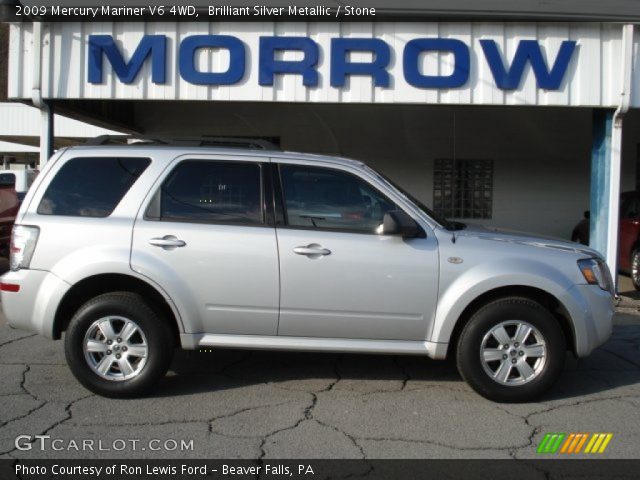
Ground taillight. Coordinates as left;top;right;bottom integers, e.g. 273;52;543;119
10;225;39;271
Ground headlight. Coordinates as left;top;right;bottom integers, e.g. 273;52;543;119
10;225;39;271
578;258;614;293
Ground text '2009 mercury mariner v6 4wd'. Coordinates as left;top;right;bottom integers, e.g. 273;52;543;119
1;138;615;402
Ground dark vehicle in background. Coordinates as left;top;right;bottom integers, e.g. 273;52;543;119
571;191;640;290
0;170;38;257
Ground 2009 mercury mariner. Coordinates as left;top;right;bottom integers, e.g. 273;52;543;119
1;140;615;402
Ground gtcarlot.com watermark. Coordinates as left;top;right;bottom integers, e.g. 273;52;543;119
15;434;194;452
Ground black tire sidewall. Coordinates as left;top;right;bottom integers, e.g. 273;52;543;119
64;293;173;398
457;298;566;403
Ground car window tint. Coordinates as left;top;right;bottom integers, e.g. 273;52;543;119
157;161;263;225
280;165;396;233
0;173;16;188
622;195;640;219
38;157;150;217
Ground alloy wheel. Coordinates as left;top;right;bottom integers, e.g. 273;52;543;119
480;320;547;386
632;251;640;287
82;316;148;381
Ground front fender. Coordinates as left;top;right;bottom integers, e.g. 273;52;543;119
430;258;576;345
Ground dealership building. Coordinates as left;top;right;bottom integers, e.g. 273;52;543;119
2;4;640;275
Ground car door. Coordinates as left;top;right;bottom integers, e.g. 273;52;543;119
131;156;280;336
274;161;439;341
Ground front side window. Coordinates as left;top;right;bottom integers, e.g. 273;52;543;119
151;160;263;226
279;165;396;233
38;157;150;217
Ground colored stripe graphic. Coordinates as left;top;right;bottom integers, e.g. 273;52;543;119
560;433;575;453
537;433;566;453
539;433;613;454
574;433;589;453
585;433;613;454
560;433;589;453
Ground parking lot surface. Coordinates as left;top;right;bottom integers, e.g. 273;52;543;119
0;304;638;460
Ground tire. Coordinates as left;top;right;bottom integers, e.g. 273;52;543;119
631;249;640;291
64;292;174;398
456;296;565;403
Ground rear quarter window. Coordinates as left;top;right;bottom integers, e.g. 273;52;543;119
37;157;151;217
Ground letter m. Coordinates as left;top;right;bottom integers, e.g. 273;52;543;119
88;35;166;84
480;39;576;90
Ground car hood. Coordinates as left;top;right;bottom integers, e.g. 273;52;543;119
452;224;601;257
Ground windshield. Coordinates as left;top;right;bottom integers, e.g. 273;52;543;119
363;165;463;231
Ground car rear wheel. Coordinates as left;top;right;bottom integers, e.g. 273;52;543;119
64;292;174;398
456;297;565;402
631;250;640;291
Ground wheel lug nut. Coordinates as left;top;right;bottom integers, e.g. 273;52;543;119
514;342;520;348
519;351;525;356
107;340;112;345
502;354;508;360
116;354;121;359
122;346;128;352
511;359;517;364
503;344;509;349
106;350;112;355
117;338;122;343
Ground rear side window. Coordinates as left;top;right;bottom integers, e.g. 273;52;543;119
148;160;263;226
38;157;150;217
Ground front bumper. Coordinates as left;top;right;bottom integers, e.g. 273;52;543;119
560;284;615;357
1;269;71;338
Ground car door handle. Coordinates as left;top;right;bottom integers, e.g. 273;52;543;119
149;236;186;249
293;244;331;257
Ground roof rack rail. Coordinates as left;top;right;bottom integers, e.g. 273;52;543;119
85;135;280;150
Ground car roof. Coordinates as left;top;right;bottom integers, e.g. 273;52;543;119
62;145;366;169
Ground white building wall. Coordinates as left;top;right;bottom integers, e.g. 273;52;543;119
0;103;119;139
8;22;640;107
0;140;37;153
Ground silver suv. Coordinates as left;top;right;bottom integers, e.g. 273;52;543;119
1;145;615;402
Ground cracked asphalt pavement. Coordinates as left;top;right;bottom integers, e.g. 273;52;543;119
0;307;639;460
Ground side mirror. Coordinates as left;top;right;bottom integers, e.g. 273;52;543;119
382;211;426;238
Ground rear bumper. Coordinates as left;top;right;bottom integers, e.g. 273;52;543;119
1;269;71;338
560;284;615;357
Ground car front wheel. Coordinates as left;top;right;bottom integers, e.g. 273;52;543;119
456;296;565;402
64;292;174;398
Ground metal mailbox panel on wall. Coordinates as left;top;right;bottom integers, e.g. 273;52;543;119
7;21;640;107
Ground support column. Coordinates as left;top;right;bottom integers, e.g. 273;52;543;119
589;108;621;285
590;109;612;258
39;102;54;168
